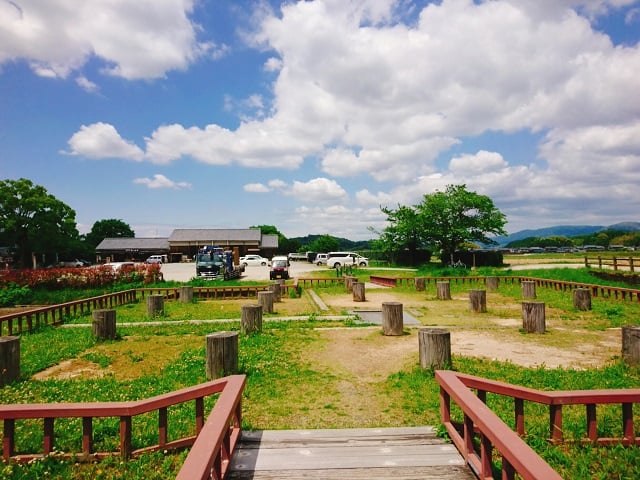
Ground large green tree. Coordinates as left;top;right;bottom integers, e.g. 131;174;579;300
309;234;340;253
250;224;300;254
84;218;135;247
0;178;79;267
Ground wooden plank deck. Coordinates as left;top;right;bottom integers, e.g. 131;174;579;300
226;426;475;479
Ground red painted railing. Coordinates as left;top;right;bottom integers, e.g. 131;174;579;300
1;374;245;476
436;371;640;479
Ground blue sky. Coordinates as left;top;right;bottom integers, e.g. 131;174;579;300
1;0;639;241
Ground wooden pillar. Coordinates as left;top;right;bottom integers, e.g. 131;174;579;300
0;336;20;387
241;304;262;334
522;281;536;299
344;276;357;292
419;328;451;370
206;332;239;379
270;282;282;302
573;288;592;311
92;309;117;340
522;302;545;333
622;326;640;366
436;281;451;300
179;286;194;303
415;277;426;292
258;291;274;314
353;282;366;302
486;276;499;291
146;295;164;316
469;290;487;313
382;302;403;336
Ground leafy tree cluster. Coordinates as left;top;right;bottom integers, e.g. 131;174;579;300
506;229;640;249
373;184;507;265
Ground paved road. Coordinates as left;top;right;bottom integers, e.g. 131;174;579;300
160;260;325;282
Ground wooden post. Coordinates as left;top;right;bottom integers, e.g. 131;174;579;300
522;281;536;299
179;286;194;303
573;288;592;311
241;304;262;334
522;302;545;333
469;290;487;313
270;282;282;302
382;302;403;335
486;276;499;291
92;309;117;340
146;295;164;316
0;336;20;387
344;276;357;292
415;277;426;292
206;332;238;379
436;281;451;300
352;282;366;302
419;328;451;370
258;291;274;314
622;326;640;366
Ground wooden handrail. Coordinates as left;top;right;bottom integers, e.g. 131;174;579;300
436;371;640;479
1;375;245;467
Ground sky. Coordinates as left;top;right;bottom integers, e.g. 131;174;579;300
1;0;639;241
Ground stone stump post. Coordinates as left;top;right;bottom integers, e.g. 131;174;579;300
258;291;274;314
382;302;403;336
270;282;282;302
345;276;357;292
522;281;536;299
622;326;640;366
486;276;499;291
206;331;238;379
179;286;194;303
146;295;164;316
469;290;487;313
352;282;366;302
241;304;263;334
522;301;546;333
0;336;20;387
92;309;117;340
573;288;592;311
415;277;426;292
419;328;452;370
436;281;451;300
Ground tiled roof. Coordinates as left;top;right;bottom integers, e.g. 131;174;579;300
168;228;262;242
96;237;169;250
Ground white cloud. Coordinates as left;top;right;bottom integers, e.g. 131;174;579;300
449;151;508;175
133;174;191;190
244;183;270;193
75;75;99;93
288;177;348;202
63;122;144;161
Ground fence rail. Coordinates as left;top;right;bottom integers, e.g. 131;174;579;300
1;375;246;472
436;370;640;480
585;256;637;272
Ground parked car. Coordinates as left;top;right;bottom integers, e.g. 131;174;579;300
315;253;328;265
240;254;269;266
270;255;290;280
59;259;85;268
326;252;369;268
103;261;136;272
145;255;165;264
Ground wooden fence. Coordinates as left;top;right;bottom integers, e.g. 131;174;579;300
585;256;637;272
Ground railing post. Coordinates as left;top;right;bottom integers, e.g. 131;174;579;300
159;407;167;446
631;257;635;273
502;456;516;480
195;397;204;434
43;417;54;454
480;433;493;478
439;386;451;422
3;418;15;460
515;398;525;436
586;404;597;441
549;404;563;443
120;416;132;459
622;403;634;443
613;257;618;271
83;417;93;455
463;414;474;457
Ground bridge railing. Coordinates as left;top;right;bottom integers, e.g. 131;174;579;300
436;370;640;480
1;374;245;478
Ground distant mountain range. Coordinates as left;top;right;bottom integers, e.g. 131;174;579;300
494;222;640;246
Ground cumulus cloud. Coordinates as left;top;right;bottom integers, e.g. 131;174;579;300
63;122;144;161
243;183;270;193
133;174;191;190
289;178;348;202
449;151;508;175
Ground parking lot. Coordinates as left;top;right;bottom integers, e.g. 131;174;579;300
160;260;325;282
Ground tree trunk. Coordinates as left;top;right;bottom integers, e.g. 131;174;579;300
522;302;546;333
419;328;451;370
522;281;536;299
573;288;592;311
241;304;262;334
258;291;274;313
146;295;164;316
179;286;194;303
469;290;487;313
0;336;20;387
622;326;640;366
270;282;282;302
352;282;366;302
92;309;117;340
382;302;404;336
436;281;451;300
415;277;426;292
486;276;499;291
206;332;238;379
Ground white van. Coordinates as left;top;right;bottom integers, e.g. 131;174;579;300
145;255;166;264
326;252;369;268
315;253;328;265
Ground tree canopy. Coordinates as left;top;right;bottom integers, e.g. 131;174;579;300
85;218;135;247
0;178;79;267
